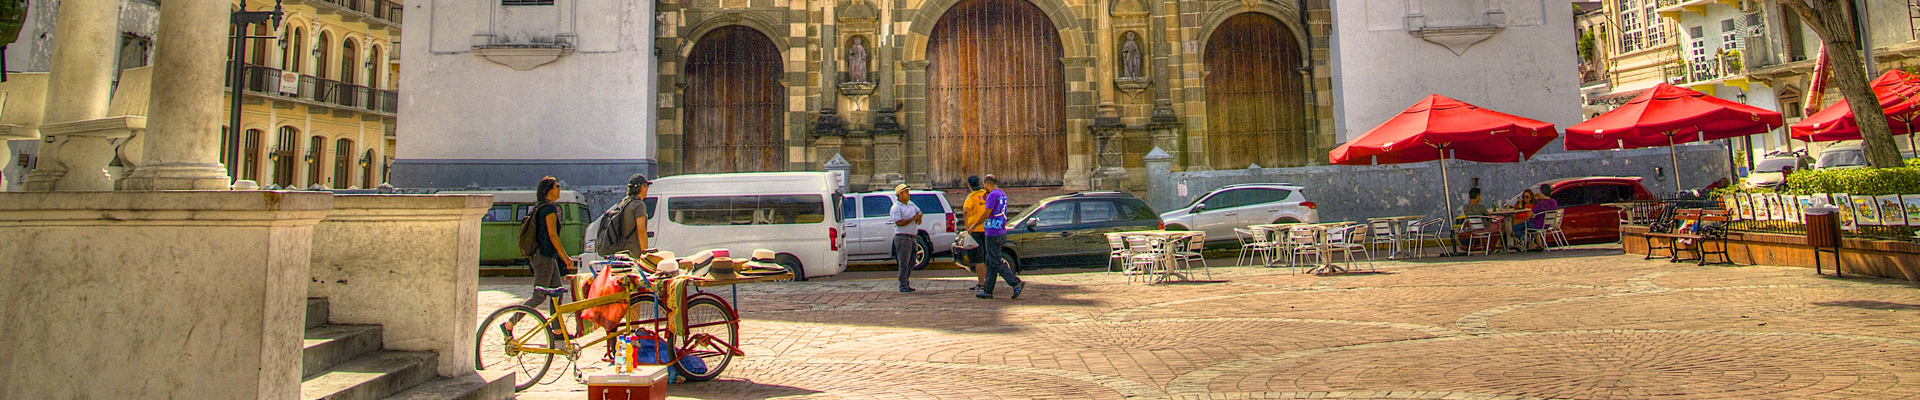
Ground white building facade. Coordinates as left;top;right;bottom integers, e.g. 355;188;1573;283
392;0;659;188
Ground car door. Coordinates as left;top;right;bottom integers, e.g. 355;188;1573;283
1568;183;1635;242
1235;188;1290;227
856;195;897;256
1007;201;1078;262
1071;200;1124;258
1192;189;1243;240
1546;184;1601;242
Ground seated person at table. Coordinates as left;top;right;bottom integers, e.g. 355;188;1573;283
1455;215;1505;253
1463;188;1490;216
1522;184;1560;251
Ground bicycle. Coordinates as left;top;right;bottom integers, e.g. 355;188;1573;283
475;264;745;391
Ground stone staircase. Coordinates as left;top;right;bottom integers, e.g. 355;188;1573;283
302;298;514;400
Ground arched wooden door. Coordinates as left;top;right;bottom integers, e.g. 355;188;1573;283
1205;13;1306;169
926;0;1066;188
684;26;787;174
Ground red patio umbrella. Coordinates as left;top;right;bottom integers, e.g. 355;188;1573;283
1791;70;1920;154
1330;94;1560;225
1566;83;1783;193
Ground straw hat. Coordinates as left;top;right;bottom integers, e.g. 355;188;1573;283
895;183;910;193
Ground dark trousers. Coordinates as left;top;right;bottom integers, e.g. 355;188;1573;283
981;235;1022;295
894;234;916;289
512;254;564;323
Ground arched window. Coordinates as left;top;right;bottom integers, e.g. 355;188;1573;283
308;135;327;187
285;28;304;73
249;24;270;66
333;139;354;189
316;32;332;80
361;149;377;188
273;127;299;187
340;39;358;85
367;46;383;88
243;129;263;182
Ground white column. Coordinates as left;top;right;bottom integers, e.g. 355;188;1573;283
21;0;119;191
123;0;235;190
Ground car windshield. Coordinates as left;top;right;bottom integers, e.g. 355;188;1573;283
1817;149;1866;169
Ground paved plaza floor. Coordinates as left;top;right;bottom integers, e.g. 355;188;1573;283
481;247;1920;399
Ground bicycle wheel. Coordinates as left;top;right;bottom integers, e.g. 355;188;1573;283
674;295;739;381
475;305;556;391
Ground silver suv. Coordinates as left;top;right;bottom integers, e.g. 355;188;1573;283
1159;183;1318;246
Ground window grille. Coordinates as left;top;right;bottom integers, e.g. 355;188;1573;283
502;0;553;5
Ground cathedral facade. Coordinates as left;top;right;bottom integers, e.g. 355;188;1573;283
655;0;1336;190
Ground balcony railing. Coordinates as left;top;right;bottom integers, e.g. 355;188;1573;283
311;0;403;25
229;62;397;114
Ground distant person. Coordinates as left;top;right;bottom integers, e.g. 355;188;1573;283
596;174;652;257
502;176;573;338
890;184;924;293
962;175;989;291
978;175;1026;300
1525;184;1561;251
1462;187;1489;216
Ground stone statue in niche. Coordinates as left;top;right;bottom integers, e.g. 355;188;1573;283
847;37;870;83
1120;32;1143;79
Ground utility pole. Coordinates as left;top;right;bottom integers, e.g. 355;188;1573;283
228;0;283;179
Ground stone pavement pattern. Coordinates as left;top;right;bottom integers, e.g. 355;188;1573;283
479;249;1920;399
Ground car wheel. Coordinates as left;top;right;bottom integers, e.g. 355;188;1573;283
777;254;806;282
911;235;932;270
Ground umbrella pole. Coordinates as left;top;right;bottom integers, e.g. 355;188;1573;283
1440;155;1455;229
1669;133;1683;195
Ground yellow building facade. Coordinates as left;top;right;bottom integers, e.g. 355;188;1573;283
1593;0;1685;107
222;0;400;189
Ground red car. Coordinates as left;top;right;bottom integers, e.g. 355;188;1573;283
1504;177;1656;244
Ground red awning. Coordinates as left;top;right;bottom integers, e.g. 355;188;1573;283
1329;94;1560;166
1588;88;1650;105
1566;83;1784;151
1789;70;1920;142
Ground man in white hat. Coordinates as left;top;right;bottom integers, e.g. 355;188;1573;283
889;184;923;292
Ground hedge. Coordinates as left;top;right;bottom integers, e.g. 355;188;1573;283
1712;163;1920;197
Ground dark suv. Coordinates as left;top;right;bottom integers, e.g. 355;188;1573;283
998;192;1163;270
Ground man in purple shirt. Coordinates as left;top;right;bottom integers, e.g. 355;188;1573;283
1526;183;1560;251
977;175;1026;299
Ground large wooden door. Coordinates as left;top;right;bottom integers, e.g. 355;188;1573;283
685;26;786;174
927;0;1066;188
1205;13;1306;169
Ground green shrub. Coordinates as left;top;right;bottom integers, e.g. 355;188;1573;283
1778;166;1920;196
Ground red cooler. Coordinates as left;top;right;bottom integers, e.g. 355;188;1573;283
586;366;670;400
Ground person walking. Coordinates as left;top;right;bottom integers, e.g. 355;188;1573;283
889;184;923;293
597;174;652;258
961;175;989;291
977;175;1026;300
503;176;574;337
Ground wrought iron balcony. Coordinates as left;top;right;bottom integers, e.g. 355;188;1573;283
228;62;398;115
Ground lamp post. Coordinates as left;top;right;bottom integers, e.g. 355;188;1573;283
229;0;283;179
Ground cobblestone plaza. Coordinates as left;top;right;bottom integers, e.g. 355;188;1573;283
484;249;1920;399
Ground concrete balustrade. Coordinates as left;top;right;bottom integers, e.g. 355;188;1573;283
0;191;333;399
309;194;492;376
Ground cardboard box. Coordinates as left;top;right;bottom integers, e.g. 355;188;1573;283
586;366;670;400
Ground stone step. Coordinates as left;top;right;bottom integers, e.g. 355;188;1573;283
306;298;329;329
300;351;439;400
380;371;515;400
303;325;384;378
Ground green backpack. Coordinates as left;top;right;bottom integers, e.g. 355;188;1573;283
517;202;552;257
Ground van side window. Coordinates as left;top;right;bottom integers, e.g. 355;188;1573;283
862;196;892;218
668;195;828;226
483;205;515;222
842;197;857;220
1032;202;1077;228
909;194;944;215
1079;201;1117;224
644;197;659;220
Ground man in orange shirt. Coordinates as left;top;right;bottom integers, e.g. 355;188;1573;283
961;175;989;291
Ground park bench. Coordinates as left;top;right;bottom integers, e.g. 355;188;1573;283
1642;208;1733;266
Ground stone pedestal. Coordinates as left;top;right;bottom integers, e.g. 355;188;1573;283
309;194;491;376
872;133;904;187
0;191;333;399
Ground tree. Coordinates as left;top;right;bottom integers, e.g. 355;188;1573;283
1782;0;1906;168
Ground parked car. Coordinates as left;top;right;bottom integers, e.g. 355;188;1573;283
1159;183;1318;246
1815;141;1868;170
998;192;1163;270
447;189;589;264
1504;177;1655;244
840;190;958;270
581;172;847;280
1743;155;1801;189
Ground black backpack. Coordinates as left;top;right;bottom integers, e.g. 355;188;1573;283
517;202;553;257
594;199;633;256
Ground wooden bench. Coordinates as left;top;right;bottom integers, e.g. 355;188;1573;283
1642;208;1734;266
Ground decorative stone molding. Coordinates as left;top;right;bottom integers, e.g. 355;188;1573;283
812;107;847;137
473;46;576;71
872;106;904;136
1114;77;1150;93
902;60;931;70
1410;25;1503;56
839;81;877;97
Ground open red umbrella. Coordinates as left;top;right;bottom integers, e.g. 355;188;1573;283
1331;94;1560;225
1791;70;1920;154
1566;83;1783;192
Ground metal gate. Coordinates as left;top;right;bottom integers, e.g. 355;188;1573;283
1205;13;1307;169
685;26;786;174
926;0;1066;188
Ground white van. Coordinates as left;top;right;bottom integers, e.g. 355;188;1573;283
589;172;847;280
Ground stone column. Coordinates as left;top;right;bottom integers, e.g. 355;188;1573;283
22;0;119;191
123;0;233;190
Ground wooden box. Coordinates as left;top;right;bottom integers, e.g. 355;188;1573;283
586;366;670;400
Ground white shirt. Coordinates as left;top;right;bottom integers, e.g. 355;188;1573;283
888;198;921;235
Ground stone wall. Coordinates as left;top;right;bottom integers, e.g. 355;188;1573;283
1146;145;1733;222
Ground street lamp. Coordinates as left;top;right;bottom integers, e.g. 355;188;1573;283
230;0;284;179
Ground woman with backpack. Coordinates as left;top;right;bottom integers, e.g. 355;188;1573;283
503;176;575;337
